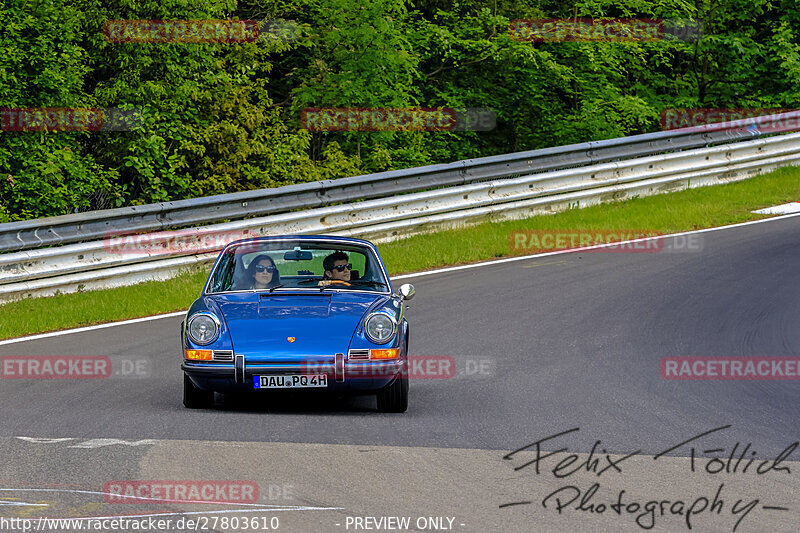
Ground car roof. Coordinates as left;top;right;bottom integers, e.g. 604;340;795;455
224;234;378;250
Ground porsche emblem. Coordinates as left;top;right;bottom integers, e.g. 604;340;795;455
287;337;296;343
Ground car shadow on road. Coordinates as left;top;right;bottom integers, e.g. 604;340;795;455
211;391;378;414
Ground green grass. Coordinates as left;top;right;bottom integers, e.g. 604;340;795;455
1;165;799;340
379;166;800;273
0;269;209;340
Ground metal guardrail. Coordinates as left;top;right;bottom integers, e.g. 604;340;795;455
0;116;784;253
1;112;800;302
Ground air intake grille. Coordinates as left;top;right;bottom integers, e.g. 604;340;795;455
212;350;234;362
348;349;370;361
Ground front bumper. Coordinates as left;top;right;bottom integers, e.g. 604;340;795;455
182;358;405;393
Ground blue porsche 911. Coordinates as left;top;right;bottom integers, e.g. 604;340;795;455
181;235;414;412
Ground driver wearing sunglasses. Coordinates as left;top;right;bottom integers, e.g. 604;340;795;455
318;251;352;287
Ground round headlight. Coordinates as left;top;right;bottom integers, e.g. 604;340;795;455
365;312;396;344
187;313;220;345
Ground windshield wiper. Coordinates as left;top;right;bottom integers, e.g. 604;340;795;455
250;284;286;293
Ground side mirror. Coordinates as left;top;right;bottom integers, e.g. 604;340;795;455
398;283;415;301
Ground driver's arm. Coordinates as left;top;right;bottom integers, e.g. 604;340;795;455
318;279;350;286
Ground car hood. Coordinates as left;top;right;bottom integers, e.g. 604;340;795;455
209;291;390;362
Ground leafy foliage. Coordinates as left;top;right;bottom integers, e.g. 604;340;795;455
1;0;798;221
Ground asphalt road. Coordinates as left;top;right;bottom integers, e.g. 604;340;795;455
0;215;798;532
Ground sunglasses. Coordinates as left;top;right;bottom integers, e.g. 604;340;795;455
255;264;277;273
331;263;353;272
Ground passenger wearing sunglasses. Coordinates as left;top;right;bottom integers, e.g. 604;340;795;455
245;254;282;290
318;251;352;287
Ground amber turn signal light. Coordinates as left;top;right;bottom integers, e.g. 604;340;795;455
185;349;213;360
370;348;399;360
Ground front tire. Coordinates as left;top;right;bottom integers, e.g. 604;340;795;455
376;369;408;413
183;374;214;409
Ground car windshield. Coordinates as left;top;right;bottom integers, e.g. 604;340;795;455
206;240;390;294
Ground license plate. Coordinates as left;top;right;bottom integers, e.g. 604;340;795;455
253;374;328;389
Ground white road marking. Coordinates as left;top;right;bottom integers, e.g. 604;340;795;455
0;499;49;507
752;201;800;214
1;211;799;346
67;438;157;449
0;312;186;346
14;437;157;449
15;437;75;444
393;211;800;280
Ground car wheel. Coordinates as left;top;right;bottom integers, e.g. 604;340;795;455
183;374;214;409
376;369;408;413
